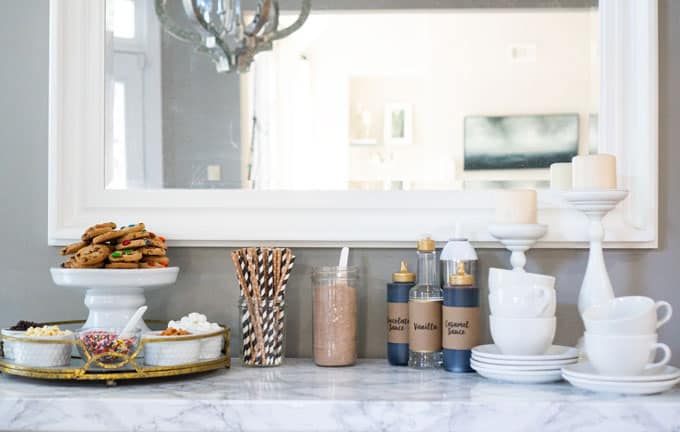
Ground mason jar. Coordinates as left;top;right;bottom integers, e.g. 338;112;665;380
311;266;359;367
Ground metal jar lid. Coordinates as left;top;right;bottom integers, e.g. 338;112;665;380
417;236;435;252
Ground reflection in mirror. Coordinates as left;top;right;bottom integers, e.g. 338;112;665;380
104;0;598;191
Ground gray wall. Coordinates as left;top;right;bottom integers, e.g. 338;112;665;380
1;0;678;362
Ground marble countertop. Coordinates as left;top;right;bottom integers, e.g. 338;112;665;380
2;359;680;431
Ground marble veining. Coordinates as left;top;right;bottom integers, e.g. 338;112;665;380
1;359;680;431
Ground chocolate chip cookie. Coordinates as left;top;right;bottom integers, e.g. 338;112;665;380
74;244;112;265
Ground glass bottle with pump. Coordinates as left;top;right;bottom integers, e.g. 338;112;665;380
408;236;443;369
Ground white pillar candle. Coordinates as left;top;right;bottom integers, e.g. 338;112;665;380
550;163;572;190
495;189;537;224
572;154;617;189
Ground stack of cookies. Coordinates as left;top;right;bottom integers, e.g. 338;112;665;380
60;222;170;269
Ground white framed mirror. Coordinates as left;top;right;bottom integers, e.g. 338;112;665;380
48;0;658;247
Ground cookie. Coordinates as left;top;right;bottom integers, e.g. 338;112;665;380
63;257;104;269
145;237;166;249
118;231;151;242
109;249;143;263
142;256;169;266
118;223;146;236
92;230;126;244
60;241;89;256
138;247;166;256
81;222;116;242
116;237;165;250
105;262;139;269
74;244;112;265
115;239;148;250
139;261;165;269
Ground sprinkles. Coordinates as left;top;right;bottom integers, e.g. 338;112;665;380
79;330;136;363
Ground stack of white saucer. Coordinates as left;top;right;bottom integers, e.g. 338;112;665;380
472;344;578;384
563;296;680;395
471;268;577;384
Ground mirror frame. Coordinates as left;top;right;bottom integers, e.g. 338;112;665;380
48;0;658;248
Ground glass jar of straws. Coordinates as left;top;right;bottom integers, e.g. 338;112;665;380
231;247;295;368
239;299;286;367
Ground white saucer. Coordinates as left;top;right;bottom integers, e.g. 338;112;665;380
472;344;578;362
472;362;563;384
562;362;680;383
471;354;578;368
563;374;680;395
471;358;576;372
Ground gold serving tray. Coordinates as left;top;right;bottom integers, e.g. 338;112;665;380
0;320;230;385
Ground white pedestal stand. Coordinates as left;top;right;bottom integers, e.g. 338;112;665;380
50;267;179;331
563;190;628;316
488;224;548;272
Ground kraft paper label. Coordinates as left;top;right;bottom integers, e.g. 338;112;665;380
409;300;442;353
442;306;480;350
387;302;409;344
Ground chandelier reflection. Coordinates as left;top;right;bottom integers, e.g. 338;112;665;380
155;0;311;73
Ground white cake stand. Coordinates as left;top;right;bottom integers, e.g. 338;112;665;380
563;190;628;316
50;267;179;331
488;224;548;272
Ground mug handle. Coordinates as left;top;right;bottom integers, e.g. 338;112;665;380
656;301;673;329
534;287;552;315
645;343;672;371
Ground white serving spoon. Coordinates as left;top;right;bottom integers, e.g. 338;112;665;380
118;306;147;339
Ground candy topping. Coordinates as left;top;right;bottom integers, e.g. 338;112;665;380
122;240;130;245
128;224;135;227
112;251;122;258
123;249;132;255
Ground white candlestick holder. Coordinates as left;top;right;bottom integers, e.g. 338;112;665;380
563;190;628;316
488;224;548;272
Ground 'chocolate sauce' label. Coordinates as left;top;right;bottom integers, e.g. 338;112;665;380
387;303;409;344
408;300;442;353
442;306;480;350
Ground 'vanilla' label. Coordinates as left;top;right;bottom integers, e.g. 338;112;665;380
408;300;442;353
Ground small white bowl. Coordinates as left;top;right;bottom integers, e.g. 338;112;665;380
143;331;201;366
1;329;25;360
199;330;225;360
9;332;74;367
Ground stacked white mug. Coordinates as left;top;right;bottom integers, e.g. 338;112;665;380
582;296;673;375
488;268;557;355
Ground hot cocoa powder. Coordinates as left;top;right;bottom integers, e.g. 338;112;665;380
313;284;357;366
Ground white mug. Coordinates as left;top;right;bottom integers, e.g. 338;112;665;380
584;332;671;376
490;316;555;355
488;268;556;318
583;296;673;335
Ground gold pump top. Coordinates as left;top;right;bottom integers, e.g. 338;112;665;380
449;261;474;286
392;261;416;283
417;237;436;252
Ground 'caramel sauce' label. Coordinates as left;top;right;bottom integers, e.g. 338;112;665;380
387;303;409;344
442;306;480;350
408;300;442;352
